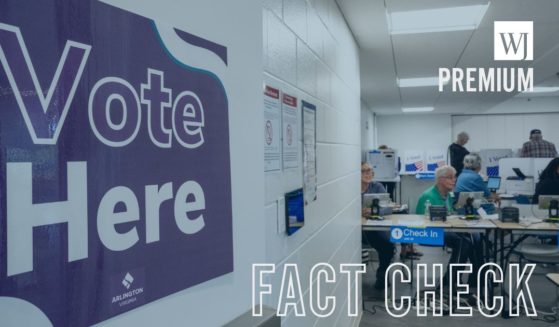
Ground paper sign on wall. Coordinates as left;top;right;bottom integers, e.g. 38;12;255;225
302;100;317;204
264;85;282;172
282;93;299;170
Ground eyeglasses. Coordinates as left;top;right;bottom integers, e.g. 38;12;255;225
361;169;373;173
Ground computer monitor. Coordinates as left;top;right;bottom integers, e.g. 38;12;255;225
486;177;501;191
285;188;304;236
455;191;484;209
537;195;559;209
363;193;390;208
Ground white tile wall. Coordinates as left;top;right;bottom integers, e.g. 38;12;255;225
376;114;453;153
267;12;297;85
284;0;308;41
263;0;283;18
374;110;559;156
452;112;559;152
296;39;318;96
263;1;362;325
361;104;375;160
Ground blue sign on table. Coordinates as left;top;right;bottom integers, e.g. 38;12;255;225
390;226;444;246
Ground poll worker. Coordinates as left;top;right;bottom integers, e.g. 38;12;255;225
520;129;557;158
454;153;496;288
455;153;499;203
533;158;559;245
448;132;470;177
534;157;559;202
416;165;473;290
361;162;395;290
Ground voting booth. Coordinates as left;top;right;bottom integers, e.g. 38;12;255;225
498;157;554;195
368;149;399;180
479;149;513;177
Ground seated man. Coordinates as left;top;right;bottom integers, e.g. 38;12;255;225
361;162;395;290
416;165;472;290
454;154;494;288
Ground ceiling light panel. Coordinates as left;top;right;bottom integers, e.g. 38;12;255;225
402;107;434;113
398;77;440;87
388;3;490;35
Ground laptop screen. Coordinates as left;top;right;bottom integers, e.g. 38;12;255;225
487;177;501;190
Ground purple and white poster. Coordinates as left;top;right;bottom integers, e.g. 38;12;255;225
0;0;233;325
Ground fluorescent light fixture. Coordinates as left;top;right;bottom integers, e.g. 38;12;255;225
388;3;490;35
398;77;445;88
522;86;559;93
402;107;434;113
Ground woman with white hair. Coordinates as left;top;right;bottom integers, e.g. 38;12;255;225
455;153;490;197
455;153;499;203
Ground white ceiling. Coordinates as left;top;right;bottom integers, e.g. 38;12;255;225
337;0;559;115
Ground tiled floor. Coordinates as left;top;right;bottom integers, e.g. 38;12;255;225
360;245;559;326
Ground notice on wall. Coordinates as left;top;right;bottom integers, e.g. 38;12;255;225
282;93;299;169
302;100;317;204
264;85;282;171
0;1;233;325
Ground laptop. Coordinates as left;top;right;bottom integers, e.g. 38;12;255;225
512;167;527;180
486;177;501;192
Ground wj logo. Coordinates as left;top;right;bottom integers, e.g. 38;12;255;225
122;273;134;289
494;21;533;61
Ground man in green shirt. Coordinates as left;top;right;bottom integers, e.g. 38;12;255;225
416;165;473;289
415;183;453;216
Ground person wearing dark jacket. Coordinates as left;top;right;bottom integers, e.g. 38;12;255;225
448;132;470;177
533;158;559;245
533;157;559;203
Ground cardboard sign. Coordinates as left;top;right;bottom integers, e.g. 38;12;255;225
0;0;233;325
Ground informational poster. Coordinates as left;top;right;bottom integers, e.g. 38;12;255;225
302;100;317;204
425;150;447;172
402;150;425;173
264;85;282;171
0;1;233;325
282;93;299;169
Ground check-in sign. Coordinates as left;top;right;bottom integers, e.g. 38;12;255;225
390;226;444;246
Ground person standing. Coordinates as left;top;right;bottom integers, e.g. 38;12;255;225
448;132;470;177
520;129;557;158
